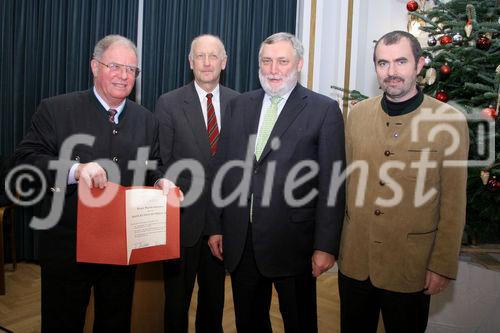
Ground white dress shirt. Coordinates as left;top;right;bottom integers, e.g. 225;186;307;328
193;81;222;130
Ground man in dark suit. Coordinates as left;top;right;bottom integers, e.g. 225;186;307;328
207;32;346;332
15;35;174;333
154;34;239;333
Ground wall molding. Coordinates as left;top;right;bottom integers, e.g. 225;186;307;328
342;0;354;117
306;0;317;89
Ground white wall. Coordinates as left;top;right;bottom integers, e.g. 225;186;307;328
427;258;500;333
351;0;409;97
297;0;409;103
297;0;349;99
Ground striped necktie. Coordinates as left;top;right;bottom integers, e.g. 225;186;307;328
108;108;117;124
206;93;219;155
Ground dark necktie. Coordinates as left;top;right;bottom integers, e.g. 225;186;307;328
108;108;117;124
206;93;219;155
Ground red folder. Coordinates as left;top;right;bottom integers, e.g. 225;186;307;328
76;182;180;265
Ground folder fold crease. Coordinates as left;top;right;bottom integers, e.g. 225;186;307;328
77;182;180;265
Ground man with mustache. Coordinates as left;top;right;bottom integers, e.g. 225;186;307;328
207;32;346;332
338;30;469;332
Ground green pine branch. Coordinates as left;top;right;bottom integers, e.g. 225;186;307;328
330;85;369;101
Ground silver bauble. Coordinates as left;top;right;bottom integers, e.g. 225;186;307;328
452;33;463;44
427;36;437;47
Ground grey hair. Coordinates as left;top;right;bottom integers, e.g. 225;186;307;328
188;34;227;60
93;35;138;60
259;32;304;59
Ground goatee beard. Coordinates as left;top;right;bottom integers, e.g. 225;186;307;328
259;70;298;97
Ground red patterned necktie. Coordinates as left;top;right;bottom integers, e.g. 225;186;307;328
206;93;219;155
108;108;117;124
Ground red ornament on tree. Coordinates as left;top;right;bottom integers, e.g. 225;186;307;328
440;34;453;45
407;0;419;12
476;36;492;51
480;105;497;120
435;91;449;102
487;177;500;192
440;63;452;75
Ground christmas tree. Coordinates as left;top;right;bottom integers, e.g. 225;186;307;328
407;0;499;243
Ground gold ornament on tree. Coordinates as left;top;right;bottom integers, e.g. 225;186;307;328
422;67;437;85
464;4;476;37
481;170;490;185
480;164;500;192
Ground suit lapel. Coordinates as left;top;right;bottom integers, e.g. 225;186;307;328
182;83;211;163
244;90;265;140
258;85;307;162
219;87;230;128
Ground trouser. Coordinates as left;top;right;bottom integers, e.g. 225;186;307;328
231;226;317;333
338;271;430;333
41;261;136;333
163;236;226;333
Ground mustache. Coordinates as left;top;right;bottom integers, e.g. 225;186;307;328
263;74;285;80
384;76;404;83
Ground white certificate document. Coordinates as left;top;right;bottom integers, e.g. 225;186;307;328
125;188;167;263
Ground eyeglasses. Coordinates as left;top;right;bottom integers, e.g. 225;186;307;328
94;59;140;78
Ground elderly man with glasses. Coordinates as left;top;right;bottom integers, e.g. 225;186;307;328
15;34;175;333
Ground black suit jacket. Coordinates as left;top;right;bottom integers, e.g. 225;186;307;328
208;84;346;277
154;82;239;247
15;90;163;263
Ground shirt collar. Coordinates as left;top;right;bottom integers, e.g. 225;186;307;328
93;86;126;113
194;81;220;99
264;85;294;105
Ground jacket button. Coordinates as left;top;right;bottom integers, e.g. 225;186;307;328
374;209;382;216
379;180;385;186
112;129;118;135
112;156;119;162
384;150;391;156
